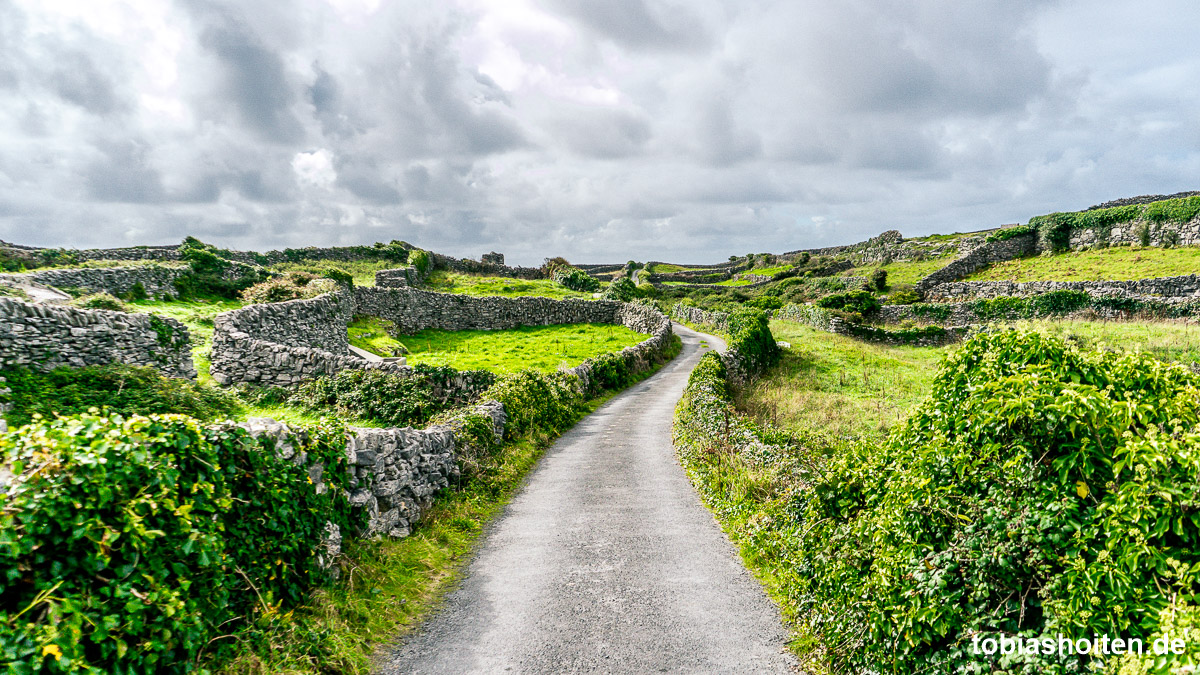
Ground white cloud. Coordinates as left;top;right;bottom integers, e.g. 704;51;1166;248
291;148;337;187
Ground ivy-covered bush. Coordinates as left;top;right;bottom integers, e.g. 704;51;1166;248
0;364;240;428
815;289;880;316
985;223;1036;243
725;308;781;378
790;330;1200;673
288;366;495;428
552;267;600;293
0;412;355;673
408;249;431;274
482;370;583;440
868;268;887;292
601;277;637;302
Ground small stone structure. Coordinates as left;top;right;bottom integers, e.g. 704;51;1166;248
481;252;504;265
0;297;194;378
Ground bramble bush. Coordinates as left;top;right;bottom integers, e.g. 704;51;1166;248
601;277;637;302
791;330;1200;673
239;272;338;304
0;412;356;673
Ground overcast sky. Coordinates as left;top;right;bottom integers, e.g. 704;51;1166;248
0;0;1197;265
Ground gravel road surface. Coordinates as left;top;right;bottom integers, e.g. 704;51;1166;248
382;324;797;674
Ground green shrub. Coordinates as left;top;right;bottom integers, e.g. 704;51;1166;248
129;281;148;301
0;412;355;673
321;267;353;287
815;289;880;315
985;223;1036;242
791;330;1200;672
868;268;887;291
408;249;431;274
586;352;633;391
239;273;338;304
552;267;600;293
602;277;637;302
0;364;240;428
1137;221;1152;246
886;288;920;305
174;238;270;300
72;292;126;312
745;295;783;311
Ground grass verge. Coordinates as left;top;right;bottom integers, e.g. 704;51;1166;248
215;334;682;674
128;297;244;383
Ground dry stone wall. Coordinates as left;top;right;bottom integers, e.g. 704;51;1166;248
914;233;1038;294
0;297;194;378
0;265;190;298
354;287;619;333
1066;215;1200;249
431;253;544;280
922;274;1200;302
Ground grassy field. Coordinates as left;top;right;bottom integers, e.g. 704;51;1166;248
399;323;648;373
270;259;402;287
424;270;601;299
842;255;955;286
964;245;1200;282
754;317;1200;441
646;262;708;274
128;298;244;383
347;316;406;357
748;263;793;277
743;321;950;439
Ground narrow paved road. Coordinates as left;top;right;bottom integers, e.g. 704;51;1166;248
382;324;797;674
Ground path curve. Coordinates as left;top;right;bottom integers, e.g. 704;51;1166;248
382;324;797;674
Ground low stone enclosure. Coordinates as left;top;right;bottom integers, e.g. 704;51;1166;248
0;264;191;299
0;296;195;378
211;286;675;395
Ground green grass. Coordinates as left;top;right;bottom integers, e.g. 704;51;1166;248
712;278;752;286
424;270;602;299
963;245;1200;282
347;316;405;357
270;260;402;287
743;321;950;439
646;263;708;274
842;255;956;286
401;323;648;373
128;298;244;384
236;402;379;428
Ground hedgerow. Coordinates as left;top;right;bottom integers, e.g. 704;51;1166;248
0;412;356;673
791;330;1200;672
725;308;781;377
1029;196;1200;251
0;364;240;428
174;238;270;300
815;289;879;315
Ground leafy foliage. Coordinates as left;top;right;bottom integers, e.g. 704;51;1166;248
0;412;355;673
868;268;887;291
289;366;495;428
726;308;781;377
174;237;270;300
482;370;584;440
408;249;431;274
985;223;1037;242
0;364;239;428
791;330;1200;673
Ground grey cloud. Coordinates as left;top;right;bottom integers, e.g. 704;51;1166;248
551;106;652;159
193;8;304;144
50;50;121;115
85;139;165;203
541;0;711;52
